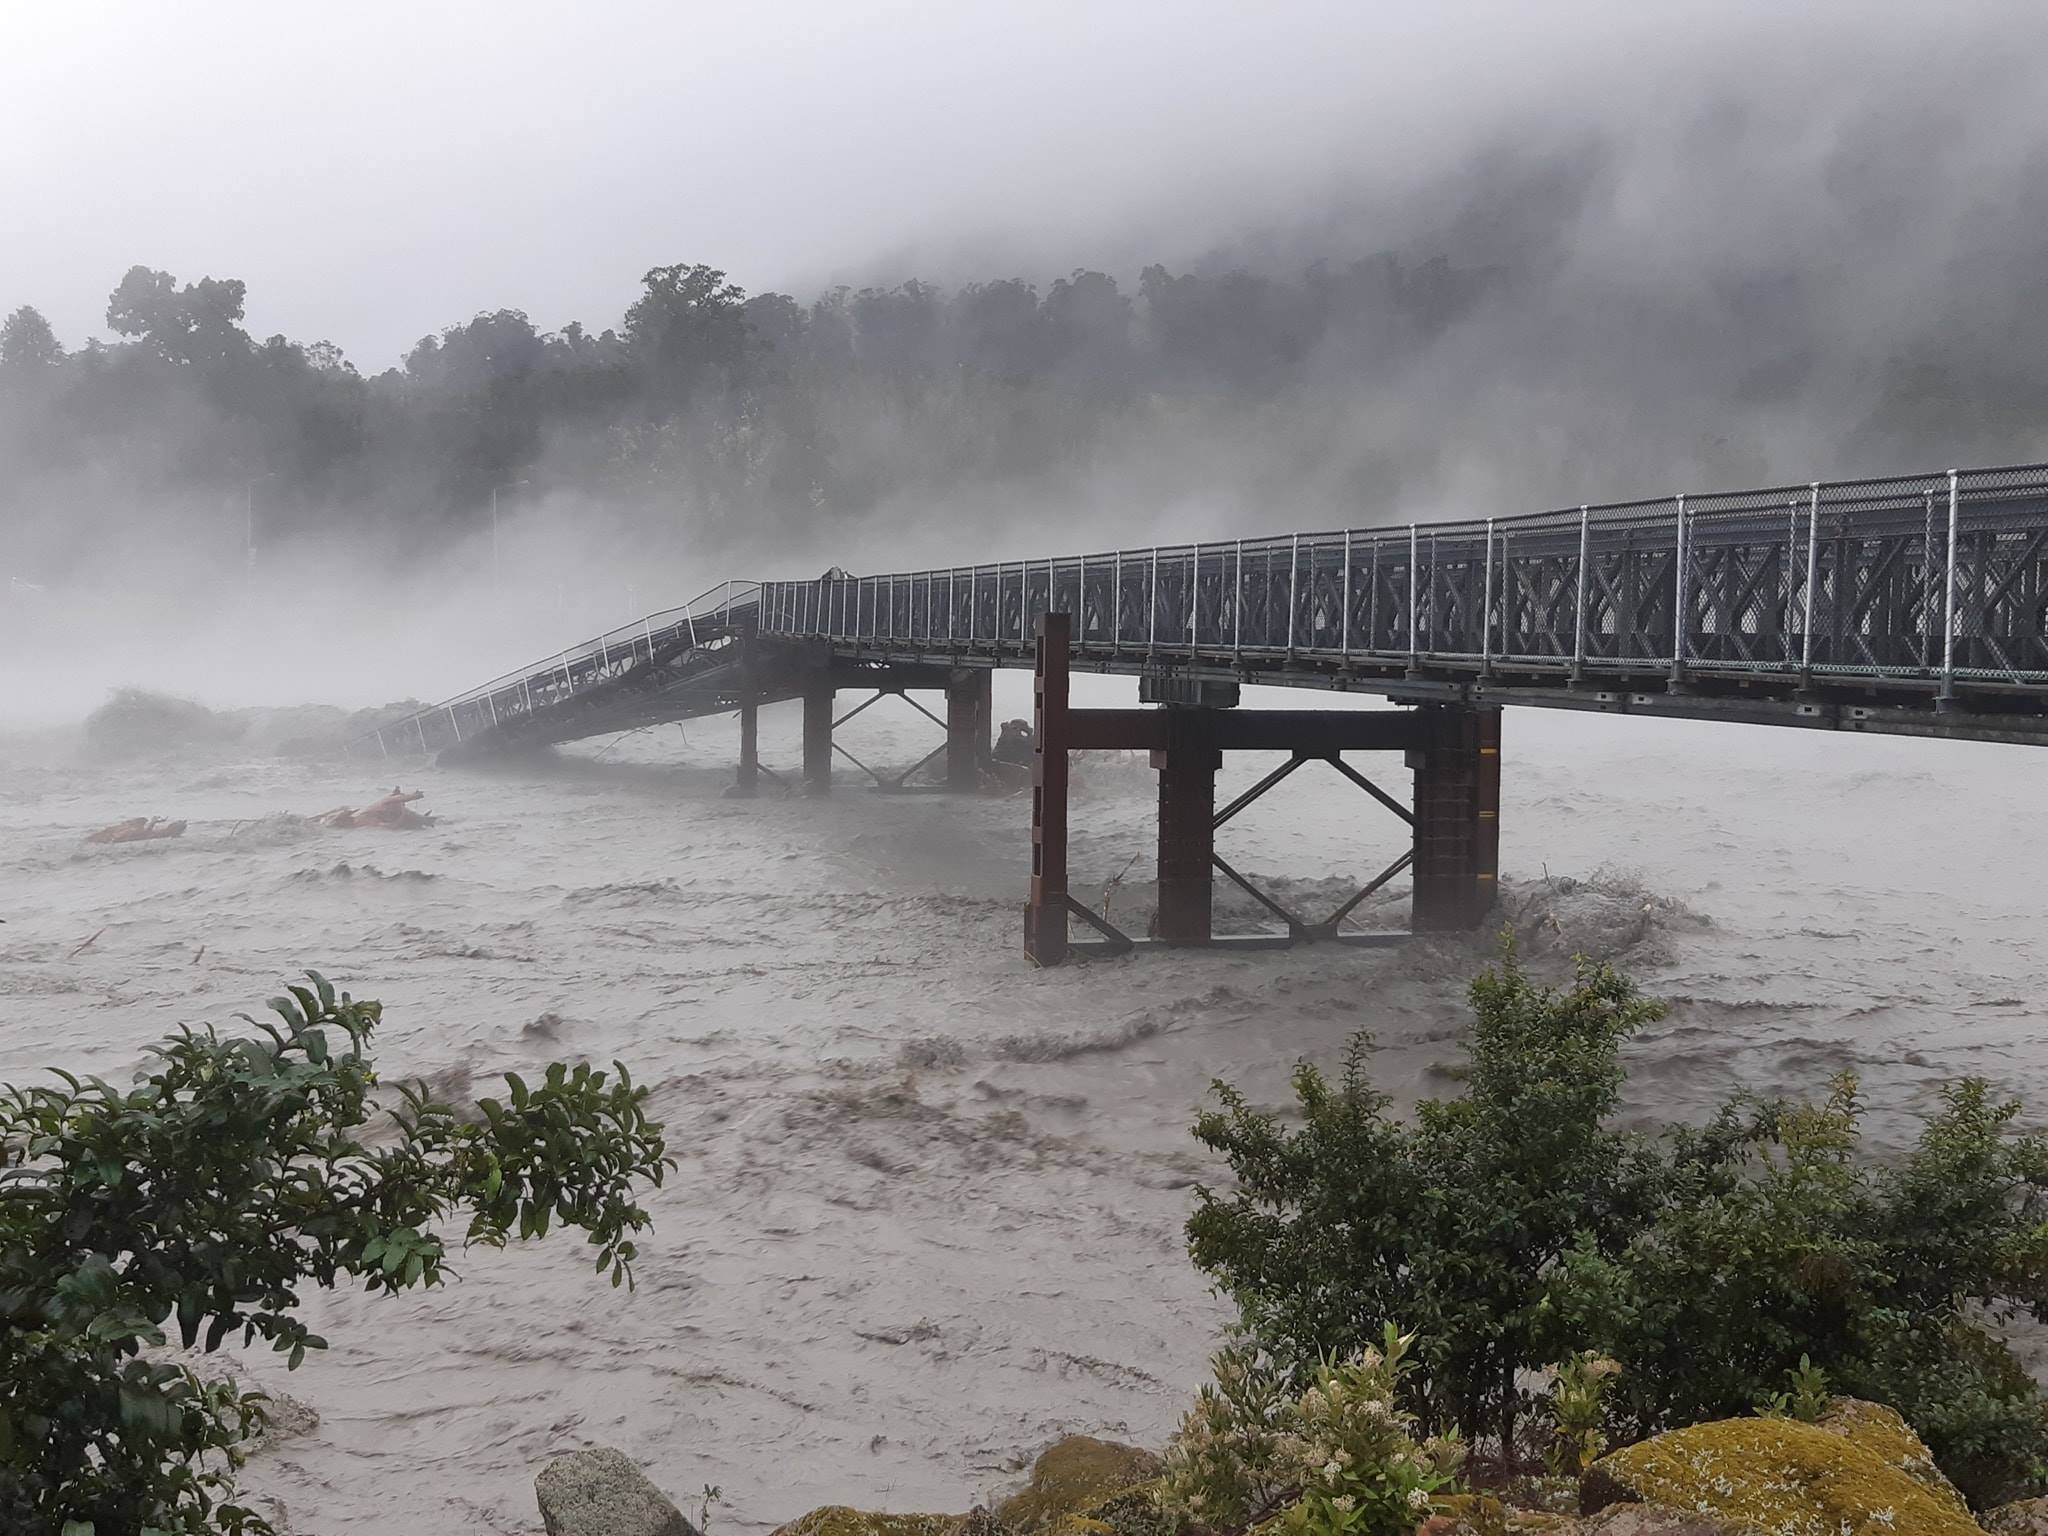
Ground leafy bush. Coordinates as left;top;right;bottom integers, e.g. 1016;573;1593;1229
0;973;672;1536
1755;1356;1830;1423
1542;1352;1620;1478
1188;943;2048;1504
1561;1072;2048;1505
1188;947;1666;1457
1158;1325;1464;1536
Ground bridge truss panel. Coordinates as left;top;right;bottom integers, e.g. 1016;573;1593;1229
362;460;2048;762
752;463;2048;718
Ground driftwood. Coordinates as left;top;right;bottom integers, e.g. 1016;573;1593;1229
83;816;187;845
312;787;434;831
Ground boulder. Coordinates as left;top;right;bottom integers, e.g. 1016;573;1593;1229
1430;1504;1750;1534
1580;1417;1979;1535
536;1447;698;1536
995;1436;1163;1534
1419;1492;1508;1534
1986;1496;2048;1535
1574;1510;1757;1535
1810;1396;1967;1511
773;1509;959;1536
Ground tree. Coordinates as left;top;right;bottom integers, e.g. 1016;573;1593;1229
624;262;752;407
105;265;252;368
0;973;672;1535
0;305;63;367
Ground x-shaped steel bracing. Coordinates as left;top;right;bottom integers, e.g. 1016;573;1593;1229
1209;750;1415;940
827;688;955;790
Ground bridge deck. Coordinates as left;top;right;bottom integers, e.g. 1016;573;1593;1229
358;462;2048;759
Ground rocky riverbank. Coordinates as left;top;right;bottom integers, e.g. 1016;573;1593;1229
534;1408;2048;1536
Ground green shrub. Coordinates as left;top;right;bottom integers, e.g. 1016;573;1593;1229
1755;1355;1830;1422
1157;1325;1464;1536
1189;942;2048;1504
0;973;673;1536
1542;1351;1621;1477
1559;1073;2048;1503
1187;946;1666;1457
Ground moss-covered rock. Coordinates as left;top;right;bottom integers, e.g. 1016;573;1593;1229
1575;1511;1759;1535
1809;1396;1967;1513
1421;1491;1510;1534
995;1437;1163;1535
774;1508;960;1536
1985;1496;2048;1535
1579;1416;1981;1535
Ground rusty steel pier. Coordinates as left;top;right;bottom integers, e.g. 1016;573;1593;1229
353;459;2048;964
1018;613;1498;963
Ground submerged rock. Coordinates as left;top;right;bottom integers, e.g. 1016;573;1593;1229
536;1447;698;1536
995;1436;1163;1534
1580;1415;1979;1535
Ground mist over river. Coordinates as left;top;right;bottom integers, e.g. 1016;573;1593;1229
2;680;2043;1535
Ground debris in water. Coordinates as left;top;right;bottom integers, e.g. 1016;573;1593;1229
311;788;435;831
83;816;187;844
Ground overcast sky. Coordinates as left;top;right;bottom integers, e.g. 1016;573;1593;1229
1;1;2032;370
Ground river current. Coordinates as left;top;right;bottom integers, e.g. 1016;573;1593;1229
3;679;2042;1534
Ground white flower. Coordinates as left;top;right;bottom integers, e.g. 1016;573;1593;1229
1408;1488;1432;1509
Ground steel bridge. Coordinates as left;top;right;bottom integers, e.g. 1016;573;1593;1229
353;461;2048;962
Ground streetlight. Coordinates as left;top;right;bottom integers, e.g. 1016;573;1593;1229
244;472;275;573
491;479;530;584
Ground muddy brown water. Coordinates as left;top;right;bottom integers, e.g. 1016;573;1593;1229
4;684;2043;1534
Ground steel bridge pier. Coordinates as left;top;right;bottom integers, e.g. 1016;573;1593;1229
1024;613;1499;965
741;645;992;797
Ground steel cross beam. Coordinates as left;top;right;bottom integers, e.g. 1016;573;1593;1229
1022;611;1500;964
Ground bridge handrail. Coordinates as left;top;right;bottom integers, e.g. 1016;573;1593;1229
350;578;758;757
752;459;2048;690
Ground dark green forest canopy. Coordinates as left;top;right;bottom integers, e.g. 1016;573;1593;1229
3;232;2041;576
0;255;1496;557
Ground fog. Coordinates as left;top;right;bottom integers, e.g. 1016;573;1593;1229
16;12;2048;1530
6;0;2048;721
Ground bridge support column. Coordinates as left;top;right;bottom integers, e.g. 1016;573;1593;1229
731;615;760;798
802;683;834;795
1410;706;1501;932
1153;709;1221;944
946;669;991;792
1023;614;1072;965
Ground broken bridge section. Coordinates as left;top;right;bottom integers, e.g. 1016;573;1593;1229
1024;613;1499;965
725;620;998;798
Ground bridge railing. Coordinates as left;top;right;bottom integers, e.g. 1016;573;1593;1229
352;579;759;758
755;462;2048;693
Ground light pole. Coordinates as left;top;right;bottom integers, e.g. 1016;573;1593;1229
491;479;530;584
243;472;275;573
